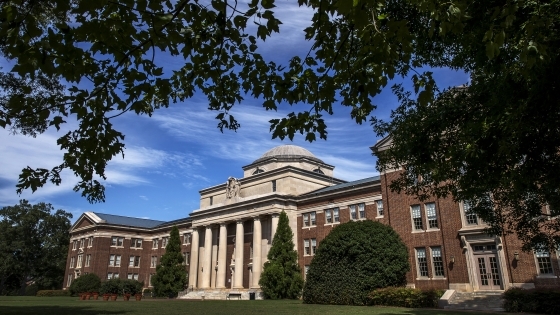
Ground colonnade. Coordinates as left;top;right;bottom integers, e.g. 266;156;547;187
188;213;280;290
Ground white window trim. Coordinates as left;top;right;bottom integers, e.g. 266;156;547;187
430;247;446;278
415;248;429;279
411;205;424;233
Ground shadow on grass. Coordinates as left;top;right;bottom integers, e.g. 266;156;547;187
2;305;129;315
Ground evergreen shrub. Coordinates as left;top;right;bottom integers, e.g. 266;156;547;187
302;220;409;305
25;283;39;296
368;287;445;308
100;278;121;295
121;279;144;295
259;211;304;299
503;288;560;314
68;273;101;295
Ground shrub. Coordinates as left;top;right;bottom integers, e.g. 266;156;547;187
25;284;39;296
36;290;71;297
100;278;121;295
259;211;304;299
69;273;101;295
121;279;144;295
503;288;560;314
302;220;409;305
368;287;445;308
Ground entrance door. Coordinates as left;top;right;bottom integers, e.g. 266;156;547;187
473;244;502;290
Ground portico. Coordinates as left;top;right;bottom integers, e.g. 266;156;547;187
184;145;343;296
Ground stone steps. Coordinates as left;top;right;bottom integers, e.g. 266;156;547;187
178;289;263;300
444;291;505;312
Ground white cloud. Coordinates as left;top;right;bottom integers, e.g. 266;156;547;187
139;195;149;201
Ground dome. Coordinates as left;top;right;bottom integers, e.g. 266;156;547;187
253;145;324;164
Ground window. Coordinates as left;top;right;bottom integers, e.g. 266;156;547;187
129;256;141;267
183;233;191;244
183;252;190;265
252;167;265;175
72;240;77;250
131;238;143;248
311;239;317;255
67;274;73;287
209;196;213;206
70;257;75;268
151;256;157;268
77;254;83;268
358;203;365;219
162;237;169;248
109;254;121;266
79;238;85;249
416;248;429;277
333;208;339;222
111;236;124;247
350;205;357;220
272;180;277;192
304;238;317;256
304;265;310;279
303;213;309;227
431;247;445;277
536;250;554;274
149;274;154;287
310;212;316;225
325;209;332;223
85;254;91;267
152;238;159;249
463;201;479;225
411;205;423;230
376;200;384;217
88;236;93;247
107;272;119;279
425;203;438;229
127;273;139;280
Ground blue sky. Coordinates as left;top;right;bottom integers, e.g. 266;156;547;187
0;2;468;223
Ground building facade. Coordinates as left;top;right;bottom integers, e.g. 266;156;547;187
64;144;560;298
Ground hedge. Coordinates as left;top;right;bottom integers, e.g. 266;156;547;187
36;290;71;297
69;273;101;295
302;220;409;305
368;287;445;308
503;287;560;314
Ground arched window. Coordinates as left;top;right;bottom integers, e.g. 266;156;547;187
313;168;324;174
252;167;265;175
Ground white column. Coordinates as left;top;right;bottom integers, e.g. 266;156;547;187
252;217;262;288
188;228;199;288
216;223;227;288
234;220;244;289
271;214;279;242
201;226;213;288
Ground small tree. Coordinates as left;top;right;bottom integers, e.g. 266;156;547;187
151;226;187;298
302;220;409;305
259;211;303;299
69;273;101;295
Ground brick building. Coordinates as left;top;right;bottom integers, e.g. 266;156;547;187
64;143;560;299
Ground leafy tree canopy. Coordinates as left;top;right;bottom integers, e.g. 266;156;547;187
1;1;558;250
151;226;187;298
0;200;72;295
259;211;303;299
302;220;409;305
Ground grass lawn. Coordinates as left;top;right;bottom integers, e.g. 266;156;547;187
0;296;505;315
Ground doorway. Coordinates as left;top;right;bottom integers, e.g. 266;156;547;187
473;244;502;290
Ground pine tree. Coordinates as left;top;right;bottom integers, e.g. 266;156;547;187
151;226;187;298
259;211;303;299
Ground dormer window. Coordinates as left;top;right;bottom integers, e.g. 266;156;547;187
252;167;265;175
313;168;324;174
